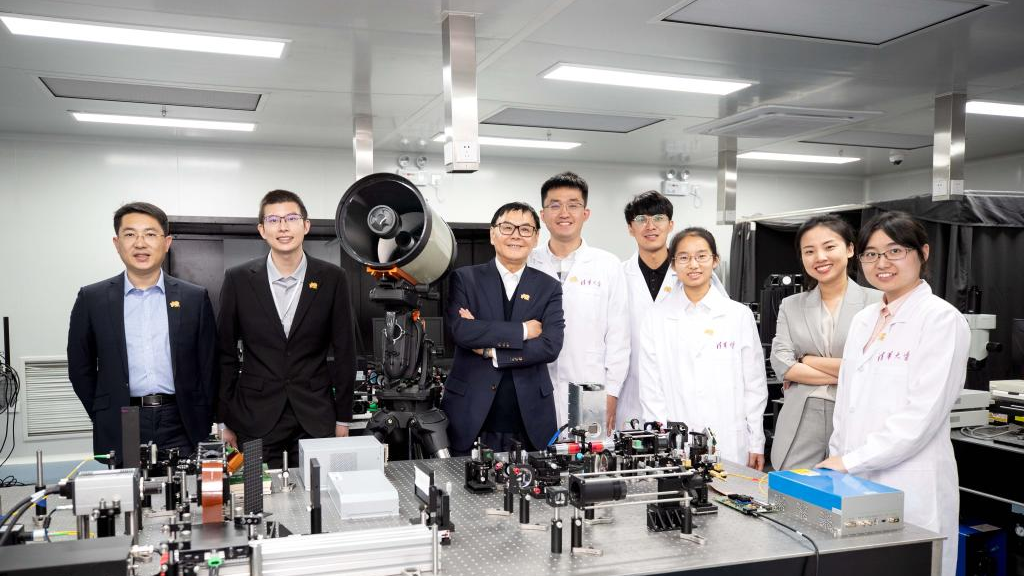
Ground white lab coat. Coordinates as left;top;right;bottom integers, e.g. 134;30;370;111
829;281;969;576
639;286;767;464
529;240;630;429
620;253;728;431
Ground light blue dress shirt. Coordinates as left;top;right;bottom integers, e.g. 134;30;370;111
123;271;175;396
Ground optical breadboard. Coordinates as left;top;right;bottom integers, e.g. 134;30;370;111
299;436;386;490
327;469;400;519
767;469;904;537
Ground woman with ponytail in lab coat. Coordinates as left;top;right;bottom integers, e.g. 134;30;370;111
817;211;969;576
639;227;768;470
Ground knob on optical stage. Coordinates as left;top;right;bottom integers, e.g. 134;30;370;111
336;173;456;285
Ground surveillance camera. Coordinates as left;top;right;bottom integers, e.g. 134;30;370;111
889;151;905;166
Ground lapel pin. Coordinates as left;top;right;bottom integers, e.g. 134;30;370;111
663;286;672;292
169;301;181;308
704;328;714;336
568;276;578;283
308;281;318;290
520;293;530;301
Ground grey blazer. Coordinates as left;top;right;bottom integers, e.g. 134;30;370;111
769;280;881;467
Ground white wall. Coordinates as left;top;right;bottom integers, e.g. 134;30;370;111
865;150;1024;202
0;133;864;465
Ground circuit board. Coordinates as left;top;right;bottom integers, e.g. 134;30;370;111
715;495;776;515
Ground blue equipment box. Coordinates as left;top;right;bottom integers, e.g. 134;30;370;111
767;469;904;537
956;523;1007;576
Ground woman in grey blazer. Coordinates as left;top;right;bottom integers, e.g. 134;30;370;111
770;215;881;470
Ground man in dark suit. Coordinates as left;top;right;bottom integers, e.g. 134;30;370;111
68;202;218;463
442;201;565;454
218;189;356;468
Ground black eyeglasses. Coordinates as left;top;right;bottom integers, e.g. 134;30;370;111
492;222;537;238
262;213;305;226
859;246;910;263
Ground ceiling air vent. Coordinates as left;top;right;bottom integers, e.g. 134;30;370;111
40;77;262;111
801;130;933;150
659;0;1002;46
482;107;664;134
686;105;881;139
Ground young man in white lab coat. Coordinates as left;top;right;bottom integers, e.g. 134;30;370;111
817;211;969;576
528;172;630;432
620;191;727;431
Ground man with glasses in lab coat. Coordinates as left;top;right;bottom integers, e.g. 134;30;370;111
529;172;630;434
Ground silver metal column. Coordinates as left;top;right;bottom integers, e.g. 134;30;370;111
76;515;90;539
353;114;374;182
932;92;966;202
717;136;737;225
441;12;479;173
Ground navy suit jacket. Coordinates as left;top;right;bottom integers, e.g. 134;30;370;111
67;273;218;456
440;260;564;453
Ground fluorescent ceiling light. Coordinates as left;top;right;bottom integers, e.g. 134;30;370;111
433;134;580;150
966;100;1024;118
543;63;751;95
0;14;287;58
73;112;255;132
738;151;859;164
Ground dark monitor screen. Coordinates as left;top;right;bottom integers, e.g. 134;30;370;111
371;316;445;362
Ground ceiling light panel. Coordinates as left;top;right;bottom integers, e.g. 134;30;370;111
0;14;287;58
966;100;1024;118
661;0;997;46
738;152;860;164
482;107;664;133
542;63;751;95
72;112;255;132
41;77;261;111
433;134;580;149
801;130;933;150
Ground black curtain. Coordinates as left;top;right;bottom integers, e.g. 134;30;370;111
729;222;756;302
866;193;1024;385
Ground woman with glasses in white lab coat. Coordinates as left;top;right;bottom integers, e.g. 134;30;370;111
817;211;969;576
639;227;768;470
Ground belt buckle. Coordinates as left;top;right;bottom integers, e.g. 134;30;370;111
143;395;160;407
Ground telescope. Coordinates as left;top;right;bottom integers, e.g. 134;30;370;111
336;173;455;458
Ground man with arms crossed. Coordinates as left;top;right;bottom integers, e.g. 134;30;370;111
442;202;564;453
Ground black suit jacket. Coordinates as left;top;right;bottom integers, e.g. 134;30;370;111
67;273;218;456
217;254;356;438
440;260;564;452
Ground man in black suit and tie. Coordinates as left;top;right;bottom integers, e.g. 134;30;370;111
442;202;565;454
68;202;218;463
218;189;356;468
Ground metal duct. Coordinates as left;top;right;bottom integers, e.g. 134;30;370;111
932;92;966;202
717;136;738;225
353;114;373;181
441;13;479;173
